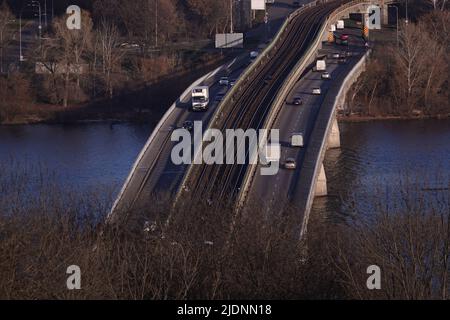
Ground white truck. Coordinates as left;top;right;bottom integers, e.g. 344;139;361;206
337;20;345;30
291;133;304;147
316;59;326;72
192;86;210;111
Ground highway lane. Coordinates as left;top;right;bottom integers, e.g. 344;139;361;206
115;54;254;213
181;0;352;206
113;2;301;215
247;27;367;213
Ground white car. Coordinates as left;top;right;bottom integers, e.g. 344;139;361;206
332;53;340;59
312;88;322;95
219;77;229;86
321;72;331;80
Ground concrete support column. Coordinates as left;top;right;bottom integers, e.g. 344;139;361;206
327;117;341;149
315;163;328;197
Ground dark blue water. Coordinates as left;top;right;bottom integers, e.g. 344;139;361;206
313;119;450;219
0;123;151;196
0;120;449;216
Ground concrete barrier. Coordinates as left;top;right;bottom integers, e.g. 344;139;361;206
298;50;371;238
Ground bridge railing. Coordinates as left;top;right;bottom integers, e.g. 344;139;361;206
296;50;371;238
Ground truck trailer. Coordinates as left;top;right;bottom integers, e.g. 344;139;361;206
192;86;210;111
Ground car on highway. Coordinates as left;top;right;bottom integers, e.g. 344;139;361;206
183;120;194;131
229;80;237;87
321;72;331;80
219;77;229;86
340;34;349;41
293;0;301;7
292;97;303;105
291;133;304;147
312;88;322;95
332;52;340;59
338;57;347;64
285;158;297;170
250;51;259;60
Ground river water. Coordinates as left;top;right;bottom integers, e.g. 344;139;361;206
312;119;450;220
0;120;449;215
0;123;151;198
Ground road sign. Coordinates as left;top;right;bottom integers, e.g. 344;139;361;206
328;32;335;43
251;0;266;10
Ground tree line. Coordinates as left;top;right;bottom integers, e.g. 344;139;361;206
0;162;448;299
0;0;235;123
348;9;450;117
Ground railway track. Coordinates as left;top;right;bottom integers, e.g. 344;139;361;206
180;0;348;205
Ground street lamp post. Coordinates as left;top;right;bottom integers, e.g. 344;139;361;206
230;0;234;34
405;0;409;24
44;0;47;27
30;1;42;39
19;13;24;62
155;0;158;47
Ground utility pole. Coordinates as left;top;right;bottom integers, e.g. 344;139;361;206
230;0;234;34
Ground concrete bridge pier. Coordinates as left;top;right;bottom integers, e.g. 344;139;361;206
315;117;341;198
327;117;341;150
315;164;328;197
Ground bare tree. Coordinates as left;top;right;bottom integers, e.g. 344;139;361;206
97;19;123;99
44;10;94;107
0;2;14;74
424;0;448;11
392;23;430;113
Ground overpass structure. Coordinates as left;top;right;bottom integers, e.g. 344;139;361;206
110;0;397;234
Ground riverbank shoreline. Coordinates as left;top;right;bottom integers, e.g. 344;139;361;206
338;113;450;123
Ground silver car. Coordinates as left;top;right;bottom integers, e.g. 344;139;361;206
321;72;331;80
285;158;297;170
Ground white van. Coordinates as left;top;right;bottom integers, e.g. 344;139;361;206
291;133;304;147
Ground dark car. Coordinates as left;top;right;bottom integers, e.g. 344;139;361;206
292;97;303;105
182;120;194;131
